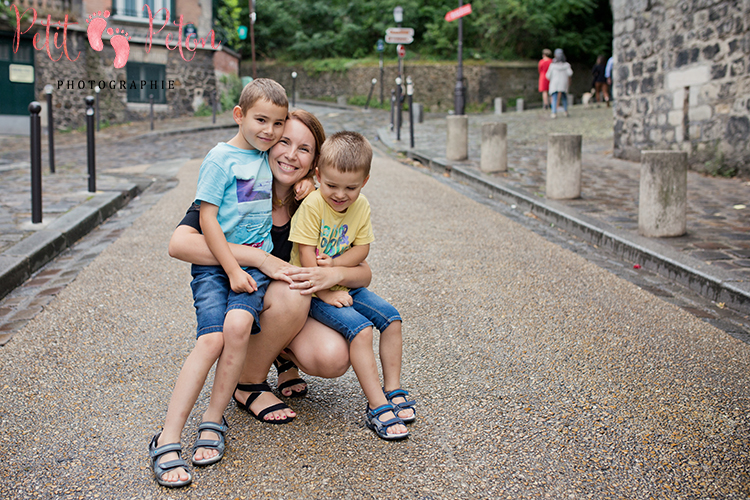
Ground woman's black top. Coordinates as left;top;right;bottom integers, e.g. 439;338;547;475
178;203;293;263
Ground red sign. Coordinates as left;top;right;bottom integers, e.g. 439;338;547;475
397;44;406;58
445;3;472;22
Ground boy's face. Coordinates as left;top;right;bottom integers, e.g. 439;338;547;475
233;99;288;151
316;165;369;213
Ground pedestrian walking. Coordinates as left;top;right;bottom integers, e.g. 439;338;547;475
538;48;553;110
592;55;610;106
546;48;573;118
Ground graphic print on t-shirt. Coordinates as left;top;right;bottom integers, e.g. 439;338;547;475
320;222;350;258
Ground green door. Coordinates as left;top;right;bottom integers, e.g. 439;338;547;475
0;33;36;115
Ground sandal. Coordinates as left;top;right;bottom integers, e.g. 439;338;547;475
274;354;308;398
384;388;416;424
191;416;228;466
365;404;409;441
233;382;295;424
148;432;192;488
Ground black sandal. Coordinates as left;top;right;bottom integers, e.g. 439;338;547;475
233;382;295;424
274;354;308;398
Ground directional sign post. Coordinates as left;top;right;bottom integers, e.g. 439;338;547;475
446;2;472;115
445;3;472;22
377;39;385;104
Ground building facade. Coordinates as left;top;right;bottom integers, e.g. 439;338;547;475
1;0;238;133
611;0;750;176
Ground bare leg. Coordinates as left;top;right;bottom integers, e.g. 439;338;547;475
156;332;223;483
285;316;350;378
233;281;309;421
350;327;407;437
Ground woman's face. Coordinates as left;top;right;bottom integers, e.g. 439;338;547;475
269;118;316;189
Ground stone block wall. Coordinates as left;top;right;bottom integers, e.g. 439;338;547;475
612;0;750;175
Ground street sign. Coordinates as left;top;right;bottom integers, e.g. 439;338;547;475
184;23;197;37
397;44;406;58
376;39;385;52
385;33;413;44
445;3;472;22
386;27;414;37
237;25;248;40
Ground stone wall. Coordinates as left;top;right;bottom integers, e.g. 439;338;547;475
250;61;594;111
612;0;750;175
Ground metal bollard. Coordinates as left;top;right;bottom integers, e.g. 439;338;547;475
395;77;402;141
291;71;297;107
638;151;688;237
365;78;377;111
406;76;414;149
390;89;396;132
95;85;101;131
149;94;154;131
85;96;96;193
29;101;43;223
546;133;582;199
212;90;217;124
44;85;55;174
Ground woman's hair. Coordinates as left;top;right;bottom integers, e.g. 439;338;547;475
542;48;552;58
275;108;326;215
554;48;566;63
596;55;605;65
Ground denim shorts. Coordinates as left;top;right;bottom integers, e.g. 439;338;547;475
309;287;401;342
190;264;270;338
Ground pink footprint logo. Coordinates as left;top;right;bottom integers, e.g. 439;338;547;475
85;10;131;69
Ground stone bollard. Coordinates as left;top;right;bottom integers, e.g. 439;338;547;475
494;97;503;115
569;95;575;106
546;134;582;199
638;151;687;237
336;96;347;106
446;115;468;161
516;98;524;112
480;122;508;173
412;102;424;123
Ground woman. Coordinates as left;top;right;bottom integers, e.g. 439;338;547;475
168;109;369;426
538;48;553;110
546;48;574;118
591;55;610;106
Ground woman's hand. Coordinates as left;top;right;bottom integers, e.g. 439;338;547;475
259;253;301;285
287;266;345;295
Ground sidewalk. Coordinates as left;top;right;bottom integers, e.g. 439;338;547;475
377;105;750;315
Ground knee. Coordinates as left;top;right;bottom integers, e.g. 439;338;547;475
197;332;224;358
314;343;351;378
223;312;254;343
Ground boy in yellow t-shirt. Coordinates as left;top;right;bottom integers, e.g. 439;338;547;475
289;131;416;441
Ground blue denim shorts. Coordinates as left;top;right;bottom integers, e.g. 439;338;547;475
190;265;270;338
309;287;401;342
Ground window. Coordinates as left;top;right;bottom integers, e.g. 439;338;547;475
126;63;167;104
112;0;171;21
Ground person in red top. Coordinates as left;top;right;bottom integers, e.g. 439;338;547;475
538;48;553;110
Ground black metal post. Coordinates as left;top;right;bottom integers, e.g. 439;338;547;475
407;77;414;149
212;90;217;124
454;0;465;116
85;96;96;193
365;78;376;110
149;94;154;130
29;101;42;224
379;53;384;105
95;86;101;131
291;72;297;107
45;86;55;174
390;89;395;131
396;77;403;141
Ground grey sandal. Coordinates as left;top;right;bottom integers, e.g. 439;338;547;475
384;388;416;423
365;404;409;441
191;416;228;466
149;433;192;488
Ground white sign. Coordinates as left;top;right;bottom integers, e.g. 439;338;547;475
9;64;34;84
385;33;413;44
386;27;414;37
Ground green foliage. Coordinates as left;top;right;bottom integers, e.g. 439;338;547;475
214;0;612;63
704;151;738;177
219;74;243;112
194;103;213;117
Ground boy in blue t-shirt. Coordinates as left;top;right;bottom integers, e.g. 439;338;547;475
148;79;289;488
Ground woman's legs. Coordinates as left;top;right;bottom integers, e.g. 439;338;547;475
561;92;569;114
550;92;558;116
233;281;310;421
285;316;351;378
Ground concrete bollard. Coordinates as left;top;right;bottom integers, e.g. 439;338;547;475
638;151;688;237
494;97;503;115
480;122;508;173
337;96;347;106
569;95;575;106
516;98;524;112
412;102;424;123
446;115;468;161
546;133;582;199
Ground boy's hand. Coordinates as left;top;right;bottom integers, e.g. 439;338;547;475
316;253;333;267
294;177;316;200
229;268;258;294
316;289;352;307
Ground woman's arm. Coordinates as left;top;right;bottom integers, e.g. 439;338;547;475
168;224;296;284
287;261;372;295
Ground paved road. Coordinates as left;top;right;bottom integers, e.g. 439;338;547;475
0;126;749;498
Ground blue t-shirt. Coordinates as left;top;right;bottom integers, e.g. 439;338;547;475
194;142;273;252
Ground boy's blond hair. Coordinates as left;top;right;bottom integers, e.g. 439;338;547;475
318;131;373;178
238;78;288;113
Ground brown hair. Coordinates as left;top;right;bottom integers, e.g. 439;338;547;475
318;131;373;178
238;78;288;114
542;48;552;58
274;108;326;215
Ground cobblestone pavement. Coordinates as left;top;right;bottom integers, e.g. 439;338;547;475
1;136;749;498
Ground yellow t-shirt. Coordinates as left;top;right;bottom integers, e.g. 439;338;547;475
289;190;375;277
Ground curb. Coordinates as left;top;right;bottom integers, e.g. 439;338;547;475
0;183;141;301
376;127;750;316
